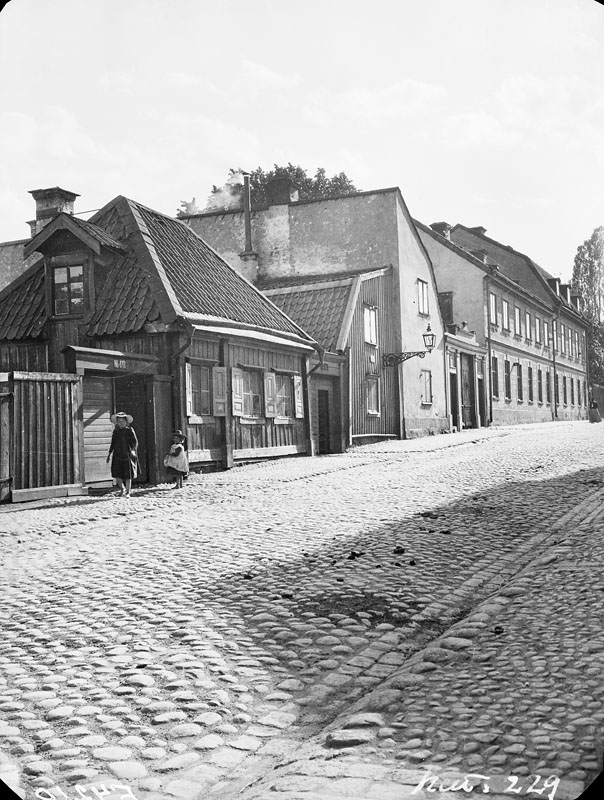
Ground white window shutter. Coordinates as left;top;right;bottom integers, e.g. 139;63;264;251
232;368;244;417
293;375;304;418
185;361;193;416
212;366;227;417
264;372;277;418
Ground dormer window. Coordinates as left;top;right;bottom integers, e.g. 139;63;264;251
52;264;85;316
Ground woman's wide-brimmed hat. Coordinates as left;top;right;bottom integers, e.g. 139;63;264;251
111;412;133;425
171;429;186;440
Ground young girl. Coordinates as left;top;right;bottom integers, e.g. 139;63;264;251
164;430;189;488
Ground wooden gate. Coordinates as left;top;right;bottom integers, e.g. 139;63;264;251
1;372;84;502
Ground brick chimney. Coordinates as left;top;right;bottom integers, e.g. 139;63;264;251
27;187;79;237
265;177;299;206
429;221;451;240
469;226;487;235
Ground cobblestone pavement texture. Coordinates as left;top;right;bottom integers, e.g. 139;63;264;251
0;422;602;800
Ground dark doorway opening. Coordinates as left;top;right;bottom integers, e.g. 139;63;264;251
318;389;331;454
114;374;149;483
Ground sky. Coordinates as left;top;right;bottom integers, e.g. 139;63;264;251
1;0;603;281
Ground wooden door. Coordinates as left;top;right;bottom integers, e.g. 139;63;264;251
83;374;114;484
460;354;476;429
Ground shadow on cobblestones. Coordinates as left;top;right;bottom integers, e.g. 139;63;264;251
1;432;604;799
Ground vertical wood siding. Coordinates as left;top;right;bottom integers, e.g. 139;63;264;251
230;342;307;453
0;344;48;372
350;276;399;437
10;373;82;490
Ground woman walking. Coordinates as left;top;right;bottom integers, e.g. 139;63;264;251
588;397;601;424
106;411;139;497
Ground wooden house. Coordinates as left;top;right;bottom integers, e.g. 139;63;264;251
181;180;450;445
0;188;317;501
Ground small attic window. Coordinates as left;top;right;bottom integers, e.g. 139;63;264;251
53;265;84;316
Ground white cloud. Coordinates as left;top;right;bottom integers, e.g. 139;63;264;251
333;78;445;121
240;59;302;90
441;112;520;148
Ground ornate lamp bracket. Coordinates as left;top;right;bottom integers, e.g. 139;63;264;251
382;351;427;367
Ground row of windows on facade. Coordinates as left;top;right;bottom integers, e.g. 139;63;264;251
489;292;584;360
186;364;304;419
490;356;586;406
363;281;430;345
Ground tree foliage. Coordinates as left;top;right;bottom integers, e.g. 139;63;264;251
571;226;604;385
191;163;358;214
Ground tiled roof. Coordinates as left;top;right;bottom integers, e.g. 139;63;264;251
258;267;381;291
70;216;124;251
0;261;46;340
86;254;161;336
131;201;309;338
0;195;317;345
265;282;353;352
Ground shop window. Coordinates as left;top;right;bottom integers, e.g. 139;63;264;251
52;265;85;316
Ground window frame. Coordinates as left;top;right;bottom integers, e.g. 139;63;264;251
525;311;532;341
363;305;378;346
502;300;510;331
516;363;523;401
366;375;380;415
489;292;497;326
535;316;541;344
51;263;86;318
504;359;512;400
514;306;522;337
491;356;499;399
537;368;543;404
420;369;433;405
527;365;533;402
417;279;430;316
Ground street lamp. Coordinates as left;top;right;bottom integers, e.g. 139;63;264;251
382;325;436;367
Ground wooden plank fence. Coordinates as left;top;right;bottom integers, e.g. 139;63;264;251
0;372;85;502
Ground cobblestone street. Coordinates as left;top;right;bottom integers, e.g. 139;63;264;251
1;421;603;800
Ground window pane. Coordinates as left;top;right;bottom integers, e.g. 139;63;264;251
54;267;68;284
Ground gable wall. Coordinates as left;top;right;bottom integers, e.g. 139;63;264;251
418;231;486;340
394;202;448;435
